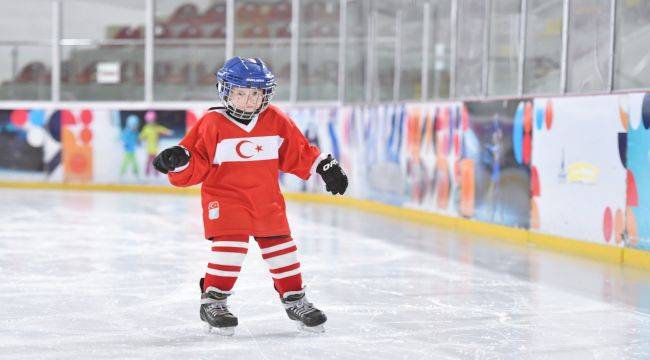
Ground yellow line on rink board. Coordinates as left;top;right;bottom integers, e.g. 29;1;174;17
285;193;644;269
456;217;528;244
623;248;650;269
1;180;649;270
528;232;623;264
0;180;200;195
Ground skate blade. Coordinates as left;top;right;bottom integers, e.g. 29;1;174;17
204;323;235;336
297;323;325;334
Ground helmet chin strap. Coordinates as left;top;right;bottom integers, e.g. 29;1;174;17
225;107;259;125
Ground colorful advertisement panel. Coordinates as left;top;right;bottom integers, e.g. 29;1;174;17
92;109;191;185
401;103;463;217
0;109;63;182
531;95;627;245
1;93;650;256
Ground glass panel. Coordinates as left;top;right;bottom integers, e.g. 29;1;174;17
63;0;145;40
429;0;451;100
398;0;424;101
0;1;51;41
154;1;226;101
0;1;52;100
455;0;486;97
60;45;144;101
523;0;563;94
0;45;51;100
567;0;610;93
298;0;339;101
614;0;650;90
488;0;521;96
374;1;398;102
60;0;145;100
234;0;292;101
345;0;368;102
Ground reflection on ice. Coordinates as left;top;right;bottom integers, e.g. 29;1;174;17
1;189;650;359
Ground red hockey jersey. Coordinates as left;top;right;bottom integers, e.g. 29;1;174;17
168;105;323;239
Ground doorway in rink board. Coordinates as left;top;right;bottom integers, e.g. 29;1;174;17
460;100;532;228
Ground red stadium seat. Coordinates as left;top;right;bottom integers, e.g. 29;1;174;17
242;24;270;38
275;24;291;38
121;61;145;84
167;63;191;84
202;3;226;24
178;25;204;38
154;24;173;39
15;62;50;84
236;3;262;23
114;26;142;39
74;61;98;84
61;61;72;83
268;1;291;22
169;3;200;24
210;26;226;38
196;62;217;85
119;61;130;84
154;62;174;83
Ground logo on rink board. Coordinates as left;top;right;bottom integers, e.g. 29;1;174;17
208;201;220;220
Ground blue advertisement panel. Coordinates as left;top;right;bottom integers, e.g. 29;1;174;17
626;93;650;250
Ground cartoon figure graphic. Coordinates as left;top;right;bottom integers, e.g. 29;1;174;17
120;114;140;177
484;115;503;222
139;110;173;176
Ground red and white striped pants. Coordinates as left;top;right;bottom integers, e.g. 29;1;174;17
202;235;303;297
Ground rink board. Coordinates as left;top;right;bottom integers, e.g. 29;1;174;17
1;91;650;266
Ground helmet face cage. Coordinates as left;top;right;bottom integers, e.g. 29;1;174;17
217;80;276;121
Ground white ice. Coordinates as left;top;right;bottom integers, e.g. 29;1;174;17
1;189;650;359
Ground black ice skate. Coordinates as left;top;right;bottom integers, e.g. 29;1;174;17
200;281;238;336
281;291;327;333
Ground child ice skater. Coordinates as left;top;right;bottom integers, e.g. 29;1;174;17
153;57;348;335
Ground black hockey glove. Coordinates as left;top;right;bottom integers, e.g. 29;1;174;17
153;146;190;174
316;154;348;195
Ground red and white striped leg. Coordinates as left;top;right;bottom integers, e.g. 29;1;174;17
203;235;249;293
254;235;303;297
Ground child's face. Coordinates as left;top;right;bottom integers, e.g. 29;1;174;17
229;87;264;113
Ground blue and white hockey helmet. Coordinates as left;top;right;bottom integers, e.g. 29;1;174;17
216;57;276;120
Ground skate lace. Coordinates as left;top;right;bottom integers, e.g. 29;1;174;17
290;298;317;317
206;302;232;317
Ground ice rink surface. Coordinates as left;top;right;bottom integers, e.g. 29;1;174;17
1;189;650;359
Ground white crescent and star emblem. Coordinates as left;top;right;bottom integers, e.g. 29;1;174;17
213;136;278;165
235;140;264;159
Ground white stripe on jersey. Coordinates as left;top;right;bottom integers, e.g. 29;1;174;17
214;136;283;164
